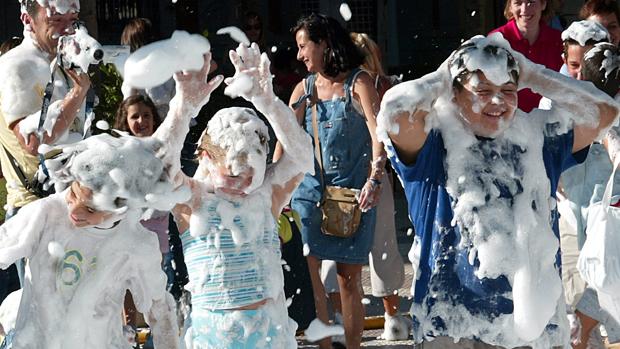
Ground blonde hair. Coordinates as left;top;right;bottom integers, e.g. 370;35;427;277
504;0;556;21
350;32;386;79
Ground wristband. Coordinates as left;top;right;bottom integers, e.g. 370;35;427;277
369;178;382;186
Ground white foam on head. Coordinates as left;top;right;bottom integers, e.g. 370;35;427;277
21;0;80;15
46;133;190;212
124;30;211;89
204;107;270;194
561;20;609;47
216;26;250;46
585;42;620;79
449;33;518;87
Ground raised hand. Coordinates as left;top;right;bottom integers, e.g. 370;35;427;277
224;43;273;101
173;52;223;115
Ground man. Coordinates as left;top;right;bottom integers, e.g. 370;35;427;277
0;0;89;286
376;33;619;348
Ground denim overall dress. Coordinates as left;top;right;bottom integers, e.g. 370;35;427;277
291;68;376;264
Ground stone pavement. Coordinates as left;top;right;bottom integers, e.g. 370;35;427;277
296;185;416;348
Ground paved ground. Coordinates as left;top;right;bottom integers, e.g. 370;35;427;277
296;185;416;348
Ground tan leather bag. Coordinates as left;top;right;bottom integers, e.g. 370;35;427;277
321;186;362;238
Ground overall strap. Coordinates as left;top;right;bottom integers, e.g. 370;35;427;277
309;82;326;190
343;68;364;105
291;74;317;110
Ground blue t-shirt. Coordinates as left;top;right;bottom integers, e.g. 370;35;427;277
391;129;587;343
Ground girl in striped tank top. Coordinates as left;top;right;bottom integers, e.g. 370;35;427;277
153;44;314;348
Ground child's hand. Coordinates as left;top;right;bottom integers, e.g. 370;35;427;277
174;52;223;113
224;43;274;101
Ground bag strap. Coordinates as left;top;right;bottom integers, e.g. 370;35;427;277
2;144;36;193
309;81;326;190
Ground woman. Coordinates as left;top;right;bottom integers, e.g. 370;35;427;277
285;14;384;349
320;32;409;343
580;0;620;46
491;0;563;112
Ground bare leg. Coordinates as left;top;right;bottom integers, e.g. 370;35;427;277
337;262;365;349
573;310;599;349
329;292;343;315
383;294;400;316
307;255;332;349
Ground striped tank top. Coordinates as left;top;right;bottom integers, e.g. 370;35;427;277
181;196;281;310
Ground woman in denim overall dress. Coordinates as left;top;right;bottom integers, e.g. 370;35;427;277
282;13;385;349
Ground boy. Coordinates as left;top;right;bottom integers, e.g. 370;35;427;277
0;134;180;349
376;33;619;348
153;45;313;347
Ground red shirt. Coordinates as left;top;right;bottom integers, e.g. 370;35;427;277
490;19;563;112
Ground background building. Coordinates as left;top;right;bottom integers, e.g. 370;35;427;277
0;0;612;79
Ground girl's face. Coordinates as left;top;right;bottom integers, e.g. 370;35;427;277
295;29;327;73
126;102;155;137
509;0;546;34
244;18;262;43
66;182;113;228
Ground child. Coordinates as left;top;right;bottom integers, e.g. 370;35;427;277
0;134;181;349
152;46;313;347
377;33;619;348
560;42;620;349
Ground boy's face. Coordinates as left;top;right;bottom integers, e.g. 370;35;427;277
65;182;113;227
564;44;592;80
453;71;518;138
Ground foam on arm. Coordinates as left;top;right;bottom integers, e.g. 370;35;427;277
0;199;46;269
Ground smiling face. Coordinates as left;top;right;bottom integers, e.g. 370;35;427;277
295;29;327;73
589;12;620;46
65;181;113;228
509;0;546;34
453;71;519;138
126;102;155;137
24;4;79;57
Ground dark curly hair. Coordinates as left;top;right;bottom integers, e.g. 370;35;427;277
582;43;620;97
292;13;364;78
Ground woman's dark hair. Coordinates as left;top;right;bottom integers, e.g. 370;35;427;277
580;0;620;24
582;43;620;97
121;18;154;53
113;95;162;134
292;13;364;78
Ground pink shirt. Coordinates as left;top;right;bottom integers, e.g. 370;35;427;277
491;19;563;112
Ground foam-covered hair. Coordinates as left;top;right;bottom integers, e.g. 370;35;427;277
19;0;80;14
46;133;189;212
583;42;620;97
449;33;519;87
561;20;610;46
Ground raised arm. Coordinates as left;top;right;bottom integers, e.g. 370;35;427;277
224;43;314;214
376;64;451;164
513;51;619;152
152;53;223;178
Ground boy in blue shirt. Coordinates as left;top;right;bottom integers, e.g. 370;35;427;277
377;33;619;348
